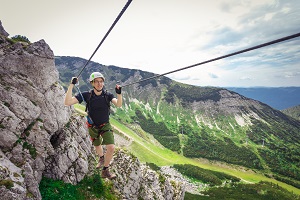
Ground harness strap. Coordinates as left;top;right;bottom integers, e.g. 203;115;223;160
98;129;111;136
86;122;107;129
90;129;112;143
87;122;112;141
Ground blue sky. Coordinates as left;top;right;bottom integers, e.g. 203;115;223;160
1;0;300;87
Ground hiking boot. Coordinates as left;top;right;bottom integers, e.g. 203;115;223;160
101;168;116;179
96;156;105;169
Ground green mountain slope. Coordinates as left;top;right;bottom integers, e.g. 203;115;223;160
56;56;300;190
282;105;300;120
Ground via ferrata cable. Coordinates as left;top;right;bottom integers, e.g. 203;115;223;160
121;32;300;87
76;0;133;78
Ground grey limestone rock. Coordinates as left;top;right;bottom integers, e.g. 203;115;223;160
0;22;185;200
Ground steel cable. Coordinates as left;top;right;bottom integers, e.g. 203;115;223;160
121;32;300;87
76;0;133;78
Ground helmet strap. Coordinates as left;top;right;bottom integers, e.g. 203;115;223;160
93;87;103;93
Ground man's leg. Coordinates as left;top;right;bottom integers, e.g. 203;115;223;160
95;145;104;156
101;144;116;179
104;144;114;167
95;145;104;168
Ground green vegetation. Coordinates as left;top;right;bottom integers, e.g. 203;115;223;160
57;56;300;196
13;120;39;159
184;182;300;200
10;35;30;43
24;122;35;137
273;174;300;190
23;142;37;159
183;131;263;169
174;164;240;186
146;162;161;171
0;179;14;189
40;177;80;199
69;96;300;196
164;83;222;105
259;148;300;187
108;117;300;195
246;108;300;182
282;105;300;120
39;173;118;200
134;109;180;152
4;102;10;107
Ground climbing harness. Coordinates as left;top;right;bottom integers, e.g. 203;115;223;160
76;0;133;78
121;32;300;87
74;85;112;159
88;122;112;145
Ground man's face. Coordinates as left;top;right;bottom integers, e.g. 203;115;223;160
92;77;104;90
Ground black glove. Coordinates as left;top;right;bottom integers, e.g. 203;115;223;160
115;85;122;94
71;77;78;85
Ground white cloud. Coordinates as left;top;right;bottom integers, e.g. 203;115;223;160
1;0;299;87
209;73;219;79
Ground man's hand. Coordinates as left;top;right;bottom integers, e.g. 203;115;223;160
71;77;78;85
115;85;122;94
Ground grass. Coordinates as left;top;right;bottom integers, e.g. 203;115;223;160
74;104;87;116
110;116;300;195
74;104;300;195
39;173;118;200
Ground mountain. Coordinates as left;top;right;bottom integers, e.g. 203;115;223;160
1;17;299;198
282;105;300;120
226;87;300;110
0;22;183;200
56;56;300;191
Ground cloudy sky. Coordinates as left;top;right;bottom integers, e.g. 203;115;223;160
1;0;300;87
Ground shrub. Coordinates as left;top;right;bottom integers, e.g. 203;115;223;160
0;179;14;189
11;35;30;43
39;173;118;200
146;162;161;171
200;181;300;200
39;177;81;200
173;164;240;186
134;109;181;152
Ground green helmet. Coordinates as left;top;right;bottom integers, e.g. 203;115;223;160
89;72;105;82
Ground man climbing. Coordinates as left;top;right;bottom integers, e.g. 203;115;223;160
64;72;122;179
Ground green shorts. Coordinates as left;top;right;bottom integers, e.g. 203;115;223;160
88;123;114;146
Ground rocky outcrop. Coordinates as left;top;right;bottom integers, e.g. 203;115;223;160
112;149;184;200
0;21;92;199
0;20;9;37
0;22;184;199
0;21;97;199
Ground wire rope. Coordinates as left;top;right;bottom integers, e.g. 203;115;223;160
121;32;300;87
76;0;133;78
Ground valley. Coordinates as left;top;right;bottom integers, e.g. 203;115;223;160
75;104;300;195
62;55;300;198
111;116;300;195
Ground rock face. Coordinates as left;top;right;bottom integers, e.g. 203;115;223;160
0;21;9;37
112;149;185;200
0;21;90;199
0;22;184;199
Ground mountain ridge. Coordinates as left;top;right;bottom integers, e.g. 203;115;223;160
56;56;300;190
282;105;300;120
1;20;299;199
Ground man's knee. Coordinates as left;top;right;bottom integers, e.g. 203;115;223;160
106;144;115;152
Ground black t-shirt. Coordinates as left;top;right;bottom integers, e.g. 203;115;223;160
75;90;114;126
